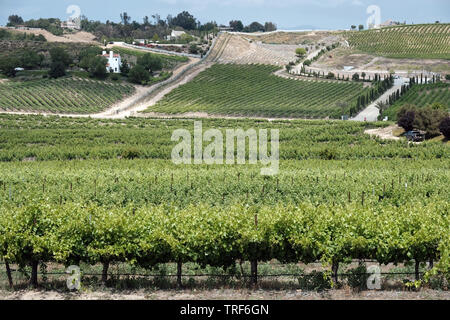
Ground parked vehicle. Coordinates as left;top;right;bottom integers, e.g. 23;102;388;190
405;130;425;142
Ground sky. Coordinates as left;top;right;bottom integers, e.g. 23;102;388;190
0;0;449;30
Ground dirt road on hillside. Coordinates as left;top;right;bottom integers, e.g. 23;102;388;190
0;27;98;43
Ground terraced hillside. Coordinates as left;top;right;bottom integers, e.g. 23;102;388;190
145;64;369;118
383;82;450;120
0;77;135;114
206;33;298;65
345;24;450;59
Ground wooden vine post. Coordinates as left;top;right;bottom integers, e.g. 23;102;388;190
177;259;182;288
251;214;258;286
415;259;420;281
5;260;13;288
332;260;339;286
102;261;109;284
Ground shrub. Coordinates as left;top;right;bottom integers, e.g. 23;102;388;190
346;264;369;291
414;107;448;138
49;47;72;67
298;271;331;291
128;65;150;84
397;106;416;131
445;74;450;81
87;56;108;79
48;61;66;78
319;148;338;160
0;56;20;77
137;54;162;73
121;147;141;159
189;44;199;54
295;47;307;58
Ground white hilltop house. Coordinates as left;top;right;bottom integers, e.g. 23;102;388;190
380;20;401;28
166;30;186;41
101;50;122;73
61;17;81;30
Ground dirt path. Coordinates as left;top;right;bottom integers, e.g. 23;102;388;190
1;288;448;300
122;62;212;118
0;27;98;43
0;57;202;119
364;125;401;140
350;84;403;122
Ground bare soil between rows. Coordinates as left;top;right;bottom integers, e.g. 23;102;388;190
1;288;448;300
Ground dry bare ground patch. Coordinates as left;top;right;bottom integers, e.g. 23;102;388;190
1;289;448;300
365;125;401;140
245;31;340;45
312;47;450;74
0;27;98;44
209;33;297;66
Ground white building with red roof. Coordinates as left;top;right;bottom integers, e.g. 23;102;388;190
101;51;122;73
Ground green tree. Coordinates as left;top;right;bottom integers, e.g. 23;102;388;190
439;117;450;139
88;56;107;79
120;12;131;25
121;59;130;76
171;11;197;30
295;48;307;58
152;34;160;42
248;22;265;32
20;50;44;69
128;64;150;84
414;106;448;138
0;56;20;77
229;20;244;32
49;47;72;67
137;53;163;73
358;24;364;31
189;44;199;54
264;22;277;32
48;61;66;78
7;15;23;26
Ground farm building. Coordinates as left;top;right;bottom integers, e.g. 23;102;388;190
380;20;401;27
100;51;122;73
61;18;81;30
166;30;186;40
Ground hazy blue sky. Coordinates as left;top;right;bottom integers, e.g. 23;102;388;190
1;0;449;30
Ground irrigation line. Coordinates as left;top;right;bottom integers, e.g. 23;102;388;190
2;270;444;278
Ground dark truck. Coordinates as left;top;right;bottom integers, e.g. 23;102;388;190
405;130;425;142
